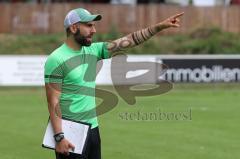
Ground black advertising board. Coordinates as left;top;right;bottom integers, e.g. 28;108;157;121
160;58;240;83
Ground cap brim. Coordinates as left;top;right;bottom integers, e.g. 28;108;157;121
82;14;102;22
92;14;102;21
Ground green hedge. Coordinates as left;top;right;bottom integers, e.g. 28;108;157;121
1;27;240;55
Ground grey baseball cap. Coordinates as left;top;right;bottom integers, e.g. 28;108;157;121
64;8;102;29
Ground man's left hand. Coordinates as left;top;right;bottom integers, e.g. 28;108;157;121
157;12;184;30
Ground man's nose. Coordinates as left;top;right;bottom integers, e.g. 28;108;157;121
91;27;96;33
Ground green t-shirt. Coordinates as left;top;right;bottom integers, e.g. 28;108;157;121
44;42;109;129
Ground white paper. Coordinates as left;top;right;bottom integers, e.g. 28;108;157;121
42;119;90;154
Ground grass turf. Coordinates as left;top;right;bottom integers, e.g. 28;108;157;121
2;27;240;55
0;84;239;159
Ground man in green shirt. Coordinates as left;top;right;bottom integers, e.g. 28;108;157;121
44;7;183;159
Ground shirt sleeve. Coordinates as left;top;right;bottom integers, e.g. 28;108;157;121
44;56;63;84
93;42;110;60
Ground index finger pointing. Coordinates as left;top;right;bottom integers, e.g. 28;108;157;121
173;12;184;19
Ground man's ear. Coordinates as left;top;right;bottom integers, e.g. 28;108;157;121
69;25;78;34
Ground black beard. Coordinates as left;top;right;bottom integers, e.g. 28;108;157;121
73;29;92;46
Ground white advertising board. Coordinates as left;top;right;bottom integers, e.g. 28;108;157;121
0;55;158;86
0;55;46;86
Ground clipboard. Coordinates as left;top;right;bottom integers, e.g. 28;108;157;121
42;118;91;155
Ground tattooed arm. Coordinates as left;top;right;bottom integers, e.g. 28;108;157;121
107;12;184;54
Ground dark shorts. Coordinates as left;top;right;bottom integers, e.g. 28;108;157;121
55;127;101;159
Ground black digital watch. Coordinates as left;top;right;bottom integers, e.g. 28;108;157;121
54;132;64;143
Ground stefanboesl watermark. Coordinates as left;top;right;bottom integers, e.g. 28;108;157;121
47;40;173;120
47;53;173;120
119;108;192;121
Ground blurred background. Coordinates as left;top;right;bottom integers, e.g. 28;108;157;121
0;0;239;159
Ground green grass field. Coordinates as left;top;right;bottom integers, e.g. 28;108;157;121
2;27;240;55
0;84;239;159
